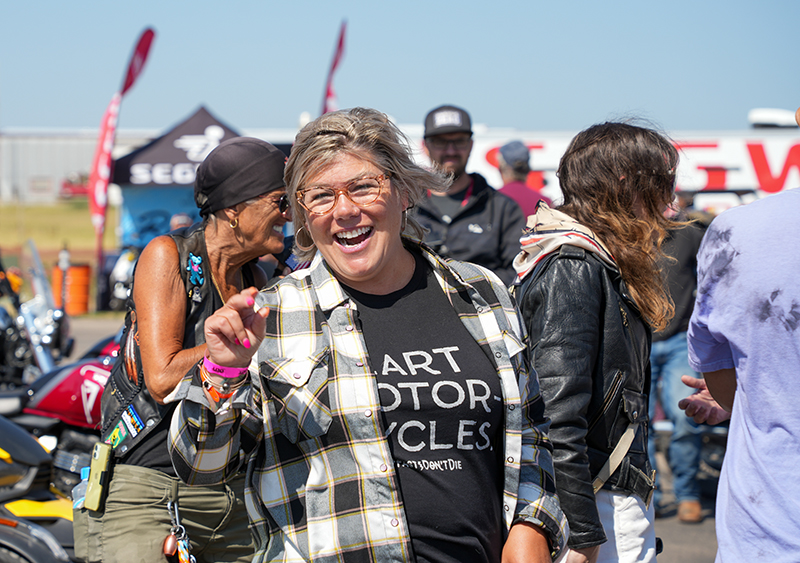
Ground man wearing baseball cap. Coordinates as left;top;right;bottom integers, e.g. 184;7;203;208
414;105;525;285
497;140;552;218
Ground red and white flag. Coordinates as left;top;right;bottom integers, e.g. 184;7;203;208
321;21;347;115
87;92;122;233
88;27;156;236
121;28;156;96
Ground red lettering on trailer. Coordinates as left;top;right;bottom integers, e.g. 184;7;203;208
675;142;719;150
675;142;729;190
747;143;800;193
484;144;545;168
697;166;729;190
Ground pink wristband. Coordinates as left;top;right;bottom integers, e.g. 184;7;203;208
203;355;249;379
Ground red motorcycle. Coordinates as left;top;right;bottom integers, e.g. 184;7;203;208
0;334;120;497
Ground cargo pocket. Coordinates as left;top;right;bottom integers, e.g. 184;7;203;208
73;507;88;561
260;347;332;443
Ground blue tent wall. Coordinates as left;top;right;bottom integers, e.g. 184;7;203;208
119;187;201;248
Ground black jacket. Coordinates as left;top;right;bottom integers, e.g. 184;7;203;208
414;173;525;285
518;245;654;549
654;221;705;341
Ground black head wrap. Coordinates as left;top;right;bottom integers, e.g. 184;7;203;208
194;137;286;218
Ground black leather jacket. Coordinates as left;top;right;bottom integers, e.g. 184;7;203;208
414;173;525;285
517;245;654;550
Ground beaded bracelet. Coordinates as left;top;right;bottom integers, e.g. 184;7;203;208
203;355;249;379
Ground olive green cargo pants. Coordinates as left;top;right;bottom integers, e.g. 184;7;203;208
74;464;254;563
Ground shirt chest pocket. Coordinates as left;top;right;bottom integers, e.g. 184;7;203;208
260;347;332;443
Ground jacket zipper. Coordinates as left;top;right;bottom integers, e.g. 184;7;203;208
588;369;624;433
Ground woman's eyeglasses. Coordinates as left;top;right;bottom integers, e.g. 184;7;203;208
297;174;389;216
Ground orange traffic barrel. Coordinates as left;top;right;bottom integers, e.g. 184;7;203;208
52;265;91;315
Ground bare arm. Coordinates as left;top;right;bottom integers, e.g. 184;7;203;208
702;368;737;412
133;236;205;403
502;523;552;563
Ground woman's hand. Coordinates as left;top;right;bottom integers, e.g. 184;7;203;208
204;287;269;368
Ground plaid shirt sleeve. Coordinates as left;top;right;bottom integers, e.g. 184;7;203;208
169;365;263;486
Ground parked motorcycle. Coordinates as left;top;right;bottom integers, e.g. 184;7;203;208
106;247;139;312
0;413;73;562
0;242;73;389
0;343;117;500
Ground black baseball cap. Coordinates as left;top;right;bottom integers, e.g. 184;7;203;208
424;105;472;138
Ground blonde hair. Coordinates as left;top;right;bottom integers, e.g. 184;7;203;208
285;108;449;261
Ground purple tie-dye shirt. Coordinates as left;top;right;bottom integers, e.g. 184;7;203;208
688;188;800;562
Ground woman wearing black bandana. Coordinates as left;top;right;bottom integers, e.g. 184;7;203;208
76;138;291;563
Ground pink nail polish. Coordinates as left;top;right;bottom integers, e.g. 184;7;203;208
246;298;255;307
243;338;251;349
234;338;240;345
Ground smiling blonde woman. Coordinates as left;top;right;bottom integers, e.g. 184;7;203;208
169;107;569;563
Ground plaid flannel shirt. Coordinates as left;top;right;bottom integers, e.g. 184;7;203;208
169;239;568;562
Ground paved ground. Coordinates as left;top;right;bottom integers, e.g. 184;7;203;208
67;314;721;562
652;447;718;562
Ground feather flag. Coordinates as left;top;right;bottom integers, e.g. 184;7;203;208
321;21;347;115
88;27;156;237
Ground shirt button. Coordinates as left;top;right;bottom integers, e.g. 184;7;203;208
356;361;364;367
507;456;514;463
504;504;510;512
293;373;302;379
380;464;388;472
364;409;372;417
477;307;484;313
346;325;354;332
390;518;399;527
508;404;515;411
495;352;502;358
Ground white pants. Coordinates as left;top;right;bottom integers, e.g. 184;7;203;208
558;490;656;563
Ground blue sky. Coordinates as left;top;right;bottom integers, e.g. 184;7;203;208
1;0;797;133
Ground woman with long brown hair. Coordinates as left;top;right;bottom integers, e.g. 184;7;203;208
513;121;677;563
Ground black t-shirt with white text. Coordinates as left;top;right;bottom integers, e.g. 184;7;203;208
343;250;504;563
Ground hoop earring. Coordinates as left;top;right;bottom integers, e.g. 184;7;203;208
229;217;239;229
294;226;316;252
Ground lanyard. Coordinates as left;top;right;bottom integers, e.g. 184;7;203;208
459;179;474;207
426;178;474;207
